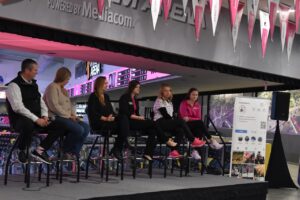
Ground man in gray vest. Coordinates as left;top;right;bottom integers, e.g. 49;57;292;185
6;59;65;164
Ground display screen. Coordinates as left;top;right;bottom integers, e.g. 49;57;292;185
87;62;103;80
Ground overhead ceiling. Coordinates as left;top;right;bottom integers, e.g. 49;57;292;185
0;31;281;97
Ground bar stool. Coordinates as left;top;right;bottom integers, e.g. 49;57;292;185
85;128;124;181
4;131;51;188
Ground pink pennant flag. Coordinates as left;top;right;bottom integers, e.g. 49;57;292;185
247;0;260;47
229;0;240;27
162;0;172;21
209;0;223;36
279;4;290;51
269;0;279;41
232;2;245;51
97;0;105;16
193;0;206;41
259;10;270;58
286;21;296;61
295;0;300;32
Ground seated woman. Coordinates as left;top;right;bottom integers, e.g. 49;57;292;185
43;67;89;159
87;76;121;159
117;80;177;161
179;88;223;159
153;84;205;158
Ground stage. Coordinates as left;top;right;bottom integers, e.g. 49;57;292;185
0;172;268;200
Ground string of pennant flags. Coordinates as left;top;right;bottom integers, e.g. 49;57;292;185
96;0;299;60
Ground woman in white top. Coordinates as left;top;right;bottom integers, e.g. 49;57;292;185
43;67;89;159
153;83;205;158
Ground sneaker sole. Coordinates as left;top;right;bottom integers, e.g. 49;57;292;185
31;154;52;165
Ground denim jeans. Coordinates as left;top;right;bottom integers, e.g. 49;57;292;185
55;116;90;155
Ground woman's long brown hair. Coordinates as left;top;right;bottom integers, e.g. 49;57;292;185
54;67;71;96
94;76;106;105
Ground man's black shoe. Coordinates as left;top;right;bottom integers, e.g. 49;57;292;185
31;150;51;164
18;150;27;163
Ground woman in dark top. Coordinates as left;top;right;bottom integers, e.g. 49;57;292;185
87;76;121;159
117;80;177;161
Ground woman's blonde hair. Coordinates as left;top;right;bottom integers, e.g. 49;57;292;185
94;76;106;106
159;83;173;101
54;67;71;96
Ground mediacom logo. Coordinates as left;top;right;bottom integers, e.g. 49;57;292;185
47;0;197;29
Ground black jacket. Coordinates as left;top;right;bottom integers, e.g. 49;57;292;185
118;93;139;118
87;92;114;130
6;72;41;126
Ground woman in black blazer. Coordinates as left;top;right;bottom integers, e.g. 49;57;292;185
87;76;122;159
117;80;177;161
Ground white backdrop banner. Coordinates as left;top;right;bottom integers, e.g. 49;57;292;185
230;97;270;181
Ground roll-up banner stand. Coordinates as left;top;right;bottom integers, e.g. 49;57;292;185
230;97;270;181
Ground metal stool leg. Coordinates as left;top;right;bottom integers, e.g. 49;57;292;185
105;134;109;182
101;136;107;179
38;164;42;181
85;136;99;179
132;135;137;179
26;146;31;188
121;153;124;181
148;160;153;179
46;164;50;187
4;136;20;185
76;155;80;182
59;136;63;184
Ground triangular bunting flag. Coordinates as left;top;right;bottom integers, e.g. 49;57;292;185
279;4;290;51
151;0;162;30
247;0;260;47
232;2;245;51
97;0;105;16
269;0;280;41
163;0;172;21
229;0;240;27
209;0;223;36
108;0;112;8
182;0;188;15
259;10;270;58
295;0;300;32
286;21;296;61
193;0;206;41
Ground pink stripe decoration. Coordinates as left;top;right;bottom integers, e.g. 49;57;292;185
269;1;279;41
229;0;239;27
97;0;105;16
162;0;172;21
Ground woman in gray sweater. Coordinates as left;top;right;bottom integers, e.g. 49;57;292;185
43;67;89;159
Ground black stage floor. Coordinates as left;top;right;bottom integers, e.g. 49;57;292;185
0;172;268;200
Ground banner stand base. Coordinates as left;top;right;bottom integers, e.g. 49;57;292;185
265;120;298;189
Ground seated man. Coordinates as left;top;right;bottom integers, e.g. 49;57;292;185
6;59;64;164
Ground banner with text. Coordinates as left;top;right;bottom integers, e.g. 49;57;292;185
230;97;270;181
